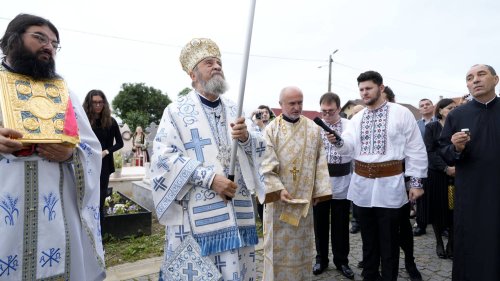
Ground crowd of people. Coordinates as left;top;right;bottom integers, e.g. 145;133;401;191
0;13;498;281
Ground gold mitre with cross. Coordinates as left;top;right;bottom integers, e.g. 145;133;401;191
0;69;80;146
179;38;221;74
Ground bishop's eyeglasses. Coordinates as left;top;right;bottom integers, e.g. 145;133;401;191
26;32;61;52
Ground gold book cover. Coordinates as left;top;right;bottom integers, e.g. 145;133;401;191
0;70;79;146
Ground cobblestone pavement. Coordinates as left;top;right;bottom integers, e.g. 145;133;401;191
110;220;452;281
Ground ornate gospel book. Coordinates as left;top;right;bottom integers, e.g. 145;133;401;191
0;69;79;146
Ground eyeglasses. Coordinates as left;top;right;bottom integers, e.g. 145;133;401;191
92;101;104;107
321;109;337;116
26;32;61;52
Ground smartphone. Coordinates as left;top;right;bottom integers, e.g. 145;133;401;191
255;112;262;119
461;128;470;136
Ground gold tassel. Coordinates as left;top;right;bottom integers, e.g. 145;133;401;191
448;184;455;210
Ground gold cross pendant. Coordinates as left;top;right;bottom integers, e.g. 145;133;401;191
290;165;299;182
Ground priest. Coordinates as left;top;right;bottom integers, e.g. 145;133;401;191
260;86;331;281
440;64;500;280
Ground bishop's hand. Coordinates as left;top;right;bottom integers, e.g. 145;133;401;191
211;174;237;203
230;117;249;142
0;127;23;154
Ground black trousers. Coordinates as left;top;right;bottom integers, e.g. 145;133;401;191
399;201;415;264
313;199;351;267
99;167;111;229
415;180;428;229
358;206;401;281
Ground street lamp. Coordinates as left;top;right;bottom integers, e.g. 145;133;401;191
328;49;339;92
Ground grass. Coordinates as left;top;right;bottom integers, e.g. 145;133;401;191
103;218;165;267
103;214;263;268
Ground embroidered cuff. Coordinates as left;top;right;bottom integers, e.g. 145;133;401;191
240;135;253;155
409;177;423;188
189;166;216;189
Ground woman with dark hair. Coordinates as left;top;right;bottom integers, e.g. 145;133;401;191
424;98;456;259
83;89;124;226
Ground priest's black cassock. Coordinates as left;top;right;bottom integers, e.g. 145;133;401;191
439;97;500;281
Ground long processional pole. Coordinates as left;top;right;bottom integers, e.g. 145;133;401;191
227;0;257;185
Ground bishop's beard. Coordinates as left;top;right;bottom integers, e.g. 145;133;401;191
8;45;58;80
199;74;228;96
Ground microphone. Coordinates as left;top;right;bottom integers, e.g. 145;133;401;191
313;117;343;142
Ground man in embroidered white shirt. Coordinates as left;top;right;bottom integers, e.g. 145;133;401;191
328;71;428;281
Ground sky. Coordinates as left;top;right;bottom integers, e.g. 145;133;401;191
1;0;499;116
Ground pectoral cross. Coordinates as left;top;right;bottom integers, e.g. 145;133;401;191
290;166;299;182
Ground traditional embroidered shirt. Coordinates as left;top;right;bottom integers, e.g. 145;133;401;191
321;117;353;199
151;91;265;270
338;102;428;208
260;115;331;281
0;66;105;280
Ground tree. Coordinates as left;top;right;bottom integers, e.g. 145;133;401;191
112;83;171;131
178;87;191;97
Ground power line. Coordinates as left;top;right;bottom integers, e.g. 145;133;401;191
0;15;463;94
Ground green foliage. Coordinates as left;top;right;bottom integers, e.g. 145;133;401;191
112;83;172;130
178;87;191;97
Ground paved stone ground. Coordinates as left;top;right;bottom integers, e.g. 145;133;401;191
108;219;452;281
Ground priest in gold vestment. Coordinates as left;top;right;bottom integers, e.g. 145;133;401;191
260;86;331;281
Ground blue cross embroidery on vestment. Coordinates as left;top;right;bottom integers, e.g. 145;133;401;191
153;177;167;192
39;248;61;267
256;141;265;157
184;128;211;162
175;225;189;242
214;255;226;272
42;192;58;221
173;155;186;164
0;255;18;277
156;155;170;171
0;195;19;226
183;263;198;281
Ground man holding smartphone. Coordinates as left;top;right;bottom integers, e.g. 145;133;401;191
439;64;500;280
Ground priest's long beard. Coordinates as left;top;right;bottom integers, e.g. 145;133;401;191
200;74;228;96
8;45;58;80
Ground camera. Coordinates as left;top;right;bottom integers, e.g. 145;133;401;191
255;112;262;119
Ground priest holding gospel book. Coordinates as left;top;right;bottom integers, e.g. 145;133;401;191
0;14;105;280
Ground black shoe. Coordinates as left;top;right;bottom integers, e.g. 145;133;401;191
350;224;360;234
405;262;423;281
413;227;426;236
313;263;327;275
436;243;446;259
337;264;355;279
357;260;364;268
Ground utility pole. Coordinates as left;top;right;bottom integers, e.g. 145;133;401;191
328;49;339;92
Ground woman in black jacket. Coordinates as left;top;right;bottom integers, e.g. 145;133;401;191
424;98;456;259
83;90;124;226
